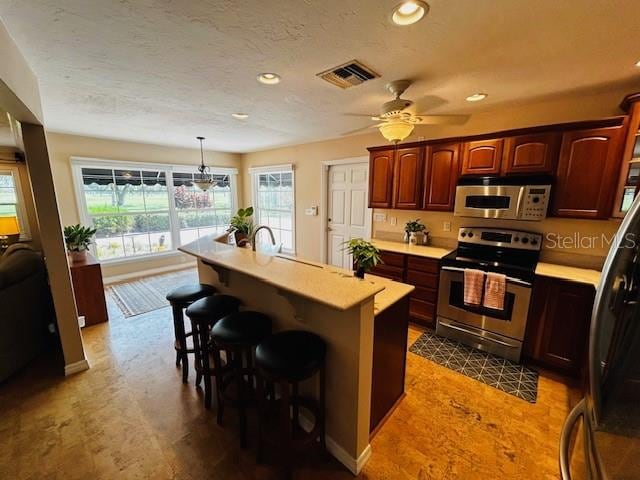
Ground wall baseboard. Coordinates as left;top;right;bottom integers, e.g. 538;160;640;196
64;358;90;376
103;262;196;285
298;413;371;475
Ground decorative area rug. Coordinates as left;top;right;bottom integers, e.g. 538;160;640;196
409;331;539;403
106;268;199;318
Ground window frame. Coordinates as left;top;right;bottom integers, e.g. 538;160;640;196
249;164;296;255
71;157;238;263
0;164;31;241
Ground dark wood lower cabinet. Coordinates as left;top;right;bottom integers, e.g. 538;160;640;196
370;295;410;435
524;276;595;377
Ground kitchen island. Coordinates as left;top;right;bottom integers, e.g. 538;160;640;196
179;235;413;474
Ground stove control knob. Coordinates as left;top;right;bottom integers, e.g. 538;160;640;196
531;238;538;245
532;196;540;204
521;237;529;244
468;232;474;238
461;231;467;238
514;236;520;242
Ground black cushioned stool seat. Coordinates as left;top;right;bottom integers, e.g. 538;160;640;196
166;283;217;383
255;330;327;476
210;311;272;448
185;295;241;409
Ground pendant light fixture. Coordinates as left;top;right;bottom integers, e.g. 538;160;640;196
192;136;215;192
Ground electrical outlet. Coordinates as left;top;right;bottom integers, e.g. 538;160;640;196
390;216;397;226
373;213;386;222
443;221;451;232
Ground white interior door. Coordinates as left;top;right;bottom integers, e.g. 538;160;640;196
327;162;371;269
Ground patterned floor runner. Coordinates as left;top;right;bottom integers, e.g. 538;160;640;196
106;268;199;317
409;331;539;403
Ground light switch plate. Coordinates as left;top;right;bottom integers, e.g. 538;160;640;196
390;216;397;226
305;206;318;216
443;221;451;232
373;213;386;222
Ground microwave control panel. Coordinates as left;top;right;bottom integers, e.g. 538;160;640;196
520;185;551;220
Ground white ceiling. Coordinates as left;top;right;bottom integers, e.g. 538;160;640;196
1;0;639;153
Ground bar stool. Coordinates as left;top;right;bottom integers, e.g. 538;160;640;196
210;311;272;448
185;295;242;408
255;330;326;475
166;283;216;383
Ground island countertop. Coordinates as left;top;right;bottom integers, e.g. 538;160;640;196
179;235;402;311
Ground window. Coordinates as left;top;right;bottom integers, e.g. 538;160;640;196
73;159;237;261
250;165;295;253
0;166;30;240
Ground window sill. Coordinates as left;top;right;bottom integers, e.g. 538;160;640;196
97;249;191;266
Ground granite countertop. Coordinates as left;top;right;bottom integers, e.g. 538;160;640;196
371;239;452;260
179;235;416;312
535;262;601;288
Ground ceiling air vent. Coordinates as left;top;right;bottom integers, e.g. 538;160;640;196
317;60;380;89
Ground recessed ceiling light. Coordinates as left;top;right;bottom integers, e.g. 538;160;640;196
636;60;640;67
391;1;429;26
466;93;488;102
257;73;281;85
231;113;249;119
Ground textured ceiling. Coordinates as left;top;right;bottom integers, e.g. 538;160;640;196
0;0;639;152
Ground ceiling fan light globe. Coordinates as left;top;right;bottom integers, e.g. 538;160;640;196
379;120;414;143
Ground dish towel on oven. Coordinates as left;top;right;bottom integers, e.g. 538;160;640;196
463;269;485;306
483;272;506;310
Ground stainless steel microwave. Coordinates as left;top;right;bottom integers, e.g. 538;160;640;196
453;177;552;221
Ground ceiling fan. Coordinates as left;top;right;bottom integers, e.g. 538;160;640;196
343;79;469;143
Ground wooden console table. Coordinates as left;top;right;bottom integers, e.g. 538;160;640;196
69;252;109;327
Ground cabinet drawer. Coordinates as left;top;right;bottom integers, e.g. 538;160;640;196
406;270;439;289
371;264;404;282
379;250;406;268
407;255;439;273
409;298;436;326
411;286;438;303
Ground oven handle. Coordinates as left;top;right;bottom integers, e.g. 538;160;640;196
441;266;532;287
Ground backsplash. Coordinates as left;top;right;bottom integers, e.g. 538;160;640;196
372;209;622;270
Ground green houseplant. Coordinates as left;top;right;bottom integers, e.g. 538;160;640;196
228;207;254;246
64;224;97;261
343;238;382;279
404;218;426;244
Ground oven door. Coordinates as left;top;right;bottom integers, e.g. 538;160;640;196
454;185;524;219
437;266;532;341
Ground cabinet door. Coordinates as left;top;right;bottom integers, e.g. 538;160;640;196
552;126;626;219
368;150;395;208
503;132;560;175
423;142;460;211
392;147;425;209
461;138;504;175
524;277;594;376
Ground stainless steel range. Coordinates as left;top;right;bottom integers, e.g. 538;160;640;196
436;227;542;362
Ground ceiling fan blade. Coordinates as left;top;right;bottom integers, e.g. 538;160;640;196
340;124;382;136
413;114;470;125
344;113;379;118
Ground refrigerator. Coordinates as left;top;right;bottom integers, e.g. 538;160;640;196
560;194;640;479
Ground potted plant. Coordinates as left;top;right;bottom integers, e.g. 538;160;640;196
404;219;426;244
343;238;382;279
228;207;254;246
64;224;97;261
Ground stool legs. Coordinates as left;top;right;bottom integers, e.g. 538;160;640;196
171;304;189;383
195;320;213;409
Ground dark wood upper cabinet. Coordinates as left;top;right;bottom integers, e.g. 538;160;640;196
552;125;626;219
369;149;395;208
461;138;504;175
392;147;425;209
503;132;560;175
524;276;594;376
423;142;460;211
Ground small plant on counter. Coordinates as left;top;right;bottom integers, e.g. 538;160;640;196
404;218;426;233
228;207;254;246
343;238;382;279
64;224;97;260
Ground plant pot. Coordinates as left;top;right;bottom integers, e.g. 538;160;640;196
354;266;366;279
234;231;248;246
409;232;419;245
68;250;87;262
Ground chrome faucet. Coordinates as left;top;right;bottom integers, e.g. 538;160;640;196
251;225;276;251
